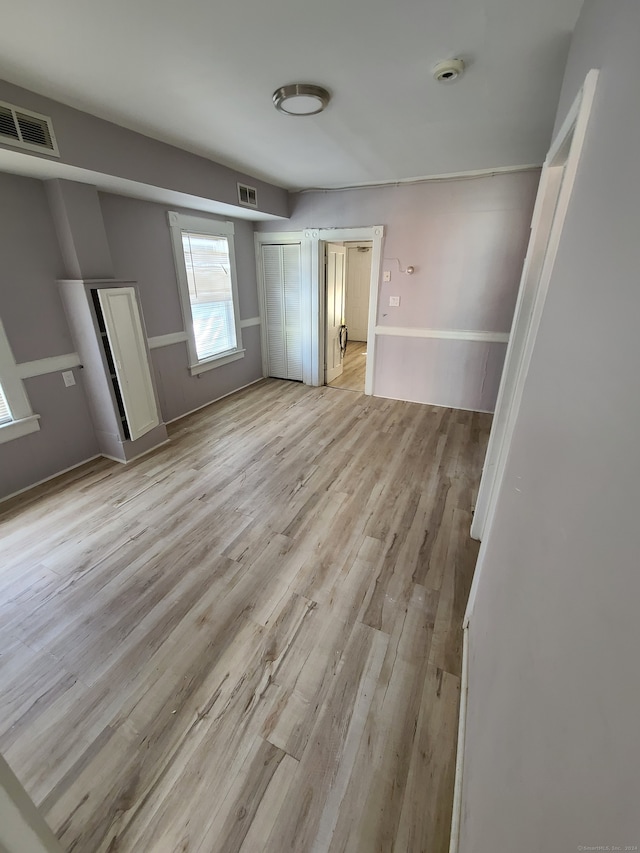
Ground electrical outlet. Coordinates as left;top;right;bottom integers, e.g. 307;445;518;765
62;370;76;387
383;270;391;282
389;296;400;307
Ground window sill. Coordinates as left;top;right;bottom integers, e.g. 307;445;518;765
0;414;41;445
189;349;246;376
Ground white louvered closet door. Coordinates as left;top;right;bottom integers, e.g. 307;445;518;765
262;243;303;381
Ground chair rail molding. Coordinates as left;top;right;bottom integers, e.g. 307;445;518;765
374;327;509;343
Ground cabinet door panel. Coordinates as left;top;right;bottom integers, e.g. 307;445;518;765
97;288;159;441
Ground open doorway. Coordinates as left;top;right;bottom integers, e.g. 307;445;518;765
255;225;383;392
324;240;373;392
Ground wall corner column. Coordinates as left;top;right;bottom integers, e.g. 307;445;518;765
45;179;114;279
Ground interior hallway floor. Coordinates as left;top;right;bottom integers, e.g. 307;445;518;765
0;379;491;853
327;340;367;392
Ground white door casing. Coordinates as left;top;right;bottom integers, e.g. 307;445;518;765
97;287;160;442
470;69;599;547
325;242;347;383
465;70;599;620
0;752;65;853
317;227;384;395
345;244;372;341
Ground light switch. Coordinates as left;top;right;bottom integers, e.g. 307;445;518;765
62;370;76;387
389;296;400;307
383;271;391;282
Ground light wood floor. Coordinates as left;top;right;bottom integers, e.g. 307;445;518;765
0;379;490;853
328;341;367;392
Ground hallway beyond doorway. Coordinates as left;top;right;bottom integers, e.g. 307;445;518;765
327;341;367;392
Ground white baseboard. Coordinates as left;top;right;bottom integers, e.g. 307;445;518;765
0;455;102;505
0;380;266;506
166;377;265;425
449;623;469;853
372;391;494;415
101;438;171;465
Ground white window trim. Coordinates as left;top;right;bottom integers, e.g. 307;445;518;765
0;316;40;445
168;211;244;376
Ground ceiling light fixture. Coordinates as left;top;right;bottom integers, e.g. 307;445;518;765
272;84;331;116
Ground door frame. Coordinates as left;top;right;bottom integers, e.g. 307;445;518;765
464;70;599;621
255;226;384;392
315;226;384;393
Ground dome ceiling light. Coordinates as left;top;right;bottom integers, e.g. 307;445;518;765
272;84;331;116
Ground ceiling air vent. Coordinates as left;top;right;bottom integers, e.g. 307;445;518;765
0;101;59;157
237;182;258;208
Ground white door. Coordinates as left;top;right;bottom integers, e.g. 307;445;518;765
97;287;160;442
262;243;303;381
345;245;372;341
325;242;346;383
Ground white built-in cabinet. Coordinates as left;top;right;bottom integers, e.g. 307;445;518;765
59;279;166;462
261;243;303;381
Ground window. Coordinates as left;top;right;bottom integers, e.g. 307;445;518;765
0;382;11;424
168;213;244;375
0;316;40;444
182;232;237;360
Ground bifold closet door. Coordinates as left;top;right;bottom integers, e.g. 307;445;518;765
262;243;303;381
97;287;160;441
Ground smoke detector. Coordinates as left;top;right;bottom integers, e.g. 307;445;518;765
433;59;465;83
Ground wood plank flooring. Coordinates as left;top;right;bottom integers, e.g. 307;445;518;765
0;379;491;853
327;341;367;392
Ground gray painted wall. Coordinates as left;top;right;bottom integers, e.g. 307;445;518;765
0;79;289;218
0;173;71;362
1;371;99;499
258;171;538;410
460;2;640;851
0;174;264;501
149;327;262;424
99;193;264;423
0;172;99;499
375;337;506;412
46;180;114;279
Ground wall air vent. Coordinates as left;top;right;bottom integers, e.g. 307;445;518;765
0;101;59;157
237;182;258;208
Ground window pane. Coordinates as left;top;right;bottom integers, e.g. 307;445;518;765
181;232;237;360
0;382;11;424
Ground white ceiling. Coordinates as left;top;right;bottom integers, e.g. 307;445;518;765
0;0;583;190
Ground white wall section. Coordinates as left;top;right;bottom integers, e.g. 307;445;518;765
458;2;640;851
